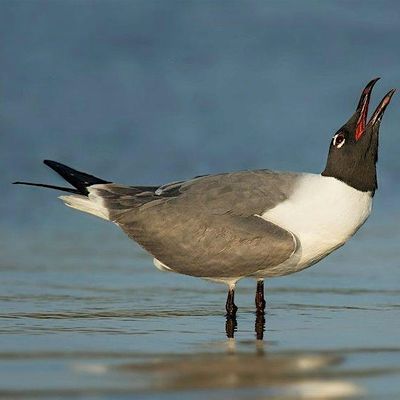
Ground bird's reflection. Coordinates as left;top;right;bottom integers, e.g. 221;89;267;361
225;312;266;340
225;316;237;339
255;312;266;340
110;340;363;398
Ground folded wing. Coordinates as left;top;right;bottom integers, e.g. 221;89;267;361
88;170;299;278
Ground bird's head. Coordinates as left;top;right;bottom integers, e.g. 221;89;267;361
322;78;395;194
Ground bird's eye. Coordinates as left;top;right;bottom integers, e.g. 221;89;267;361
333;133;345;148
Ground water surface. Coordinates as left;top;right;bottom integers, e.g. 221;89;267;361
1;213;400;398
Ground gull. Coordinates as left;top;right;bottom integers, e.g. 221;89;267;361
14;79;395;318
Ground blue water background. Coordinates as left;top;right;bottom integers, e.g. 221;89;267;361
0;1;400;398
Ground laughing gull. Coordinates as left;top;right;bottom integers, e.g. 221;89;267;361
14;79;395;318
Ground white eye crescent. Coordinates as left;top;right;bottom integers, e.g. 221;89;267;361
333;133;345;148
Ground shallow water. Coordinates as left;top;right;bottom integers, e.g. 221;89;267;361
1;211;400;399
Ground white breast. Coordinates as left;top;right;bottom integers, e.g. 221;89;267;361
259;174;373;276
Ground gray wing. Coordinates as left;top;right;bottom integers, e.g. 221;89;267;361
92;170;300;278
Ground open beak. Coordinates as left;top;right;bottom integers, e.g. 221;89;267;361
355;78;380;141
355;78;396;141
367;89;396;127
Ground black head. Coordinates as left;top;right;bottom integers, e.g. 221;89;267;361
322;78;395;194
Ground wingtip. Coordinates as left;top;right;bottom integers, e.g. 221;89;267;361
12;181;30;185
43;159;55;166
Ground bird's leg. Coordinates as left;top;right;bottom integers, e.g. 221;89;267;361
255;279;266;315
255;279;266;340
225;283;238;317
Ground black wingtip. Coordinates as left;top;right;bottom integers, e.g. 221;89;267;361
13;181;30;185
42;159;109;195
14;160;109;195
43;159;67;170
43;159;57;167
12;181;80;193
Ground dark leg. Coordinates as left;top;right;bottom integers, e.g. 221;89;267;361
225;285;238;317
255;279;266;315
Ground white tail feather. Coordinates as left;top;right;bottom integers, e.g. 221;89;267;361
59;192;109;221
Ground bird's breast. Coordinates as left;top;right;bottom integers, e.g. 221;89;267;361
260;174;373;271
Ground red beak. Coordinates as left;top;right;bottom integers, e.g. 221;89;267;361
355;78;396;140
355;78;380;141
367;89;396;127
